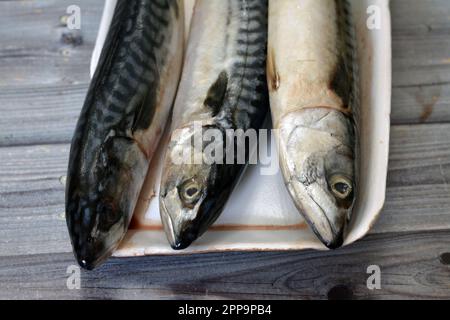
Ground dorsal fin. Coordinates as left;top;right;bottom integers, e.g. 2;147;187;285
204;71;228;116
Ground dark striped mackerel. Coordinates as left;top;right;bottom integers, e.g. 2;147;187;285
66;0;184;270
159;0;269;249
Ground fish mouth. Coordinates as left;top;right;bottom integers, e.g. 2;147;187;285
170;234;196;251
67;203;126;270
159;196;198;250
74;242;118;270
308;207;344;249
287;181;345;249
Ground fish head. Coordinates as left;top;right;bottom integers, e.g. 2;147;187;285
66;135;147;269
159;124;236;250
279;108;356;249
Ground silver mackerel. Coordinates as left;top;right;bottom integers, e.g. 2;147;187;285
160;0;269;249
268;0;359;248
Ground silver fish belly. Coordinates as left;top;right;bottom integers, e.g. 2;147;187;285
268;0;359;248
66;0;184;269
160;0;269;249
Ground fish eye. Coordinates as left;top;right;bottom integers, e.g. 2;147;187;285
179;180;202;205
329;174;353;200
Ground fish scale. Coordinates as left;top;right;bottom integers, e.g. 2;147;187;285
160;0;269;250
66;0;184;270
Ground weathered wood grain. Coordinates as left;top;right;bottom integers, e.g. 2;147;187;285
372;123;450;233
1;0;450;300
392;0;450;86
0;143;71;255
391;0;450;124
0;0;101;147
0;230;449;300
2;0;450;148
0;0;102;86
1;124;449;256
0;84;88;146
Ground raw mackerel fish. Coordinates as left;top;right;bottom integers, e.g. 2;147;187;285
268;0;359;248
160;0;269;249
66;0;184;270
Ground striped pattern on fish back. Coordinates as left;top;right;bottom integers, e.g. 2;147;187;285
216;0;269;131
336;0;360;194
335;0;359;123
72;0;180;155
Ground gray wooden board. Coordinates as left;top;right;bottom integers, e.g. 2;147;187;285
0;0;449;299
0;230;449;300
391;0;450;124
0;0;101;147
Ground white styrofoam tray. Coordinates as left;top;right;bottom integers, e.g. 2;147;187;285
90;0;392;256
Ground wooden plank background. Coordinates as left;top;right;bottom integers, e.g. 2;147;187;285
0;0;449;300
